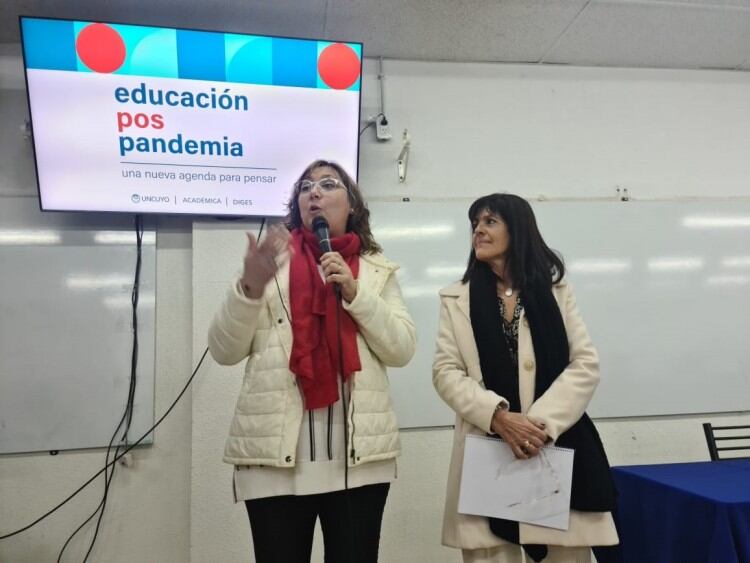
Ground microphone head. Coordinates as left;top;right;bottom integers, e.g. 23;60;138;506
311;216;333;253
311;216;329;232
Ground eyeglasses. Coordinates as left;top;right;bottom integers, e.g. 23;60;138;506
298;177;345;194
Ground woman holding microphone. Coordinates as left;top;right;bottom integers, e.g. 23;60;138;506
208;160;415;563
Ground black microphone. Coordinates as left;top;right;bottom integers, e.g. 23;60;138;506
312;216;340;297
313;215;341;297
312;216;333;253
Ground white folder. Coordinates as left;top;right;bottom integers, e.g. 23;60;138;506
458;434;574;530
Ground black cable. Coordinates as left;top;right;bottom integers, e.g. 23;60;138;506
273;273;292;323
258;217;293;325
56;441;123;563
327;405;333;461
57;389;126;561
123;215;144;438
335;300;350;491
265;220;354;556
334;296;357;562
267;218;292;326
0;345;209;541
359;122;376;136
82;444;118;562
57;370;135;561
308;410;316;462
56;216;143;561
82;215;144;561
56;441;121;562
257;217;266;241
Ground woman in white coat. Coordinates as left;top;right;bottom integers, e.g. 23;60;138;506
433;194;618;563
208;160;416;563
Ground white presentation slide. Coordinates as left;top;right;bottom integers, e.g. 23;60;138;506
22;18;363;216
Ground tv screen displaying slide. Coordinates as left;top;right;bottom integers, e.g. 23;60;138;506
20;17;362;216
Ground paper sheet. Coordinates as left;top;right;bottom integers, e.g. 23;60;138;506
458;434;574;530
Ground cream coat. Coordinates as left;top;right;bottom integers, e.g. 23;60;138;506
433;280;618;549
209;252;416;468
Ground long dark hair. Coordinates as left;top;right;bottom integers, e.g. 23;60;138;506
285;160;382;255
461;193;564;288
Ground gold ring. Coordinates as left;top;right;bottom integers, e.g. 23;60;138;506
523;440;531;449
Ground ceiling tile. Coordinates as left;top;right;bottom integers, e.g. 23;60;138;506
325;0;588;62
3;0;750;72
2;0;328;44
634;0;750;8
546;0;750;69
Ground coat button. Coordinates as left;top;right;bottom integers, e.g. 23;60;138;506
285;455;292;463
523;360;535;371
278;318;283;324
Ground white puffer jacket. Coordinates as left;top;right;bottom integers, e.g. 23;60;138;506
208;251;416;468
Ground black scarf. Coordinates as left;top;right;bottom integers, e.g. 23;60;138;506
469;263;616;562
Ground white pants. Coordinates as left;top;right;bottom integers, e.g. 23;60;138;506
462;545;592;563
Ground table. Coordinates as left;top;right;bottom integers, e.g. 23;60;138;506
609;460;750;563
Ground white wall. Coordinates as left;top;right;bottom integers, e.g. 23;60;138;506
0;213;194;563
359;59;750;201
0;55;195;562
1;54;749;563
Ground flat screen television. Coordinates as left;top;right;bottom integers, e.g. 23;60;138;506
19;16;363;216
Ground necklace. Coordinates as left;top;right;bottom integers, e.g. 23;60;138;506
497;282;514;297
495;275;514;297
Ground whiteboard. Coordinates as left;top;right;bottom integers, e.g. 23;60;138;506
369;200;750;427
0;197;156;454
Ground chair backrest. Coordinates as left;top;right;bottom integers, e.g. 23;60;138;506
703;422;750;461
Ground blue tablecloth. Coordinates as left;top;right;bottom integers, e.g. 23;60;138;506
609;460;750;563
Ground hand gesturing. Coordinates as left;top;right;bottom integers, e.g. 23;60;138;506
240;224;290;299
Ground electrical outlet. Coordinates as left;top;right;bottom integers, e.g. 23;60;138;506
376;115;392;141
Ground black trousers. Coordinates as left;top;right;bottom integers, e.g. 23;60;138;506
244;483;390;563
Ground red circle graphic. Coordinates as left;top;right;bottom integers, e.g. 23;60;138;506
318;43;360;90
76;23;126;73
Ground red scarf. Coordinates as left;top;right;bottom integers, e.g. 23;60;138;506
289;227;362;409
